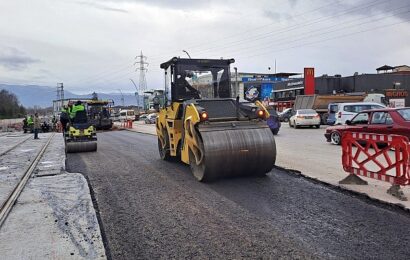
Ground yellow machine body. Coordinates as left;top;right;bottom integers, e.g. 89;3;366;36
156;57;276;182
65;123;97;153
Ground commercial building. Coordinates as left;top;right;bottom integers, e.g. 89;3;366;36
272;65;410;107
191;64;409;108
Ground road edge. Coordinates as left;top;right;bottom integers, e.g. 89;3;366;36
273;165;410;214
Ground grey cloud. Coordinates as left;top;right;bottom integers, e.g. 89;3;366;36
76;1;129;13
99;0;211;10
264;10;292;22
289;0;299;7
0;47;40;70
325;0;410;21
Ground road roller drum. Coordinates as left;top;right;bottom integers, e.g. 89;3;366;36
190;123;276;181
66;141;97;153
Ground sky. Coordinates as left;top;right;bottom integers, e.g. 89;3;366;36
0;0;409;94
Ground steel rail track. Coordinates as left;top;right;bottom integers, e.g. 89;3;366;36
0;133;55;228
0;135;32;157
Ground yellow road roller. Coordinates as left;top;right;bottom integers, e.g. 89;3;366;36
64;107;97;153
156;57;276;181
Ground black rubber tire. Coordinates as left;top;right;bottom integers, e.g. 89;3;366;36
283;117;289;123
271;128;279;135
189;141;215;182
295;124;300;129
158;132;171;161
315;125;320;129
330;131;341;145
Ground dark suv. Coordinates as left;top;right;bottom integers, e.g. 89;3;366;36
279;108;293;122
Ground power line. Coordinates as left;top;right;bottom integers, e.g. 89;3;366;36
205;5;410;59
146;1;339;62
71;0;408;88
241;15;410;60
191;0;386;57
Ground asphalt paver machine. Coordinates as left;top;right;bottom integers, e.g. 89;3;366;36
86;99;114;130
65;106;97;153
156;57;276;181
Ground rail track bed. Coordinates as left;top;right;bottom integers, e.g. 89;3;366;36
0;133;54;227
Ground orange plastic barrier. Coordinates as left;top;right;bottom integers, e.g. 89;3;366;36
127;120;133;129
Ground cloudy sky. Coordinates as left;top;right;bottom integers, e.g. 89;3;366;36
0;0;409;94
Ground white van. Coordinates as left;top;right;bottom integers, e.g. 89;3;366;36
335;102;385;125
119;110;135;121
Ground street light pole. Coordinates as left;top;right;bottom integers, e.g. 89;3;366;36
182;50;191;59
234;67;238;98
130;78;139;111
118;89;125;107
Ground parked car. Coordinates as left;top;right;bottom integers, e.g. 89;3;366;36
334;102;385;125
139;114;148;121
326;103;339;125
145;113;157;124
325;107;410;145
266;108;281;135
289;109;321;128
279;108;293;122
110;113;120;122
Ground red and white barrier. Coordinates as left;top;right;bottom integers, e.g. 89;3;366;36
120;120;133;129
341;131;410;200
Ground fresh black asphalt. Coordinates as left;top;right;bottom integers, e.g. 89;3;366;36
67;131;410;259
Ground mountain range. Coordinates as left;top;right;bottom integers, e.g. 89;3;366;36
0;84;143;108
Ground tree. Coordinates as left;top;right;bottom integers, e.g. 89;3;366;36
0;90;26;119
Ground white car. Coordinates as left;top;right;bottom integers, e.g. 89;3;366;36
145;113;157;124
289;109;321;128
119;109;135;121
334;102;385;125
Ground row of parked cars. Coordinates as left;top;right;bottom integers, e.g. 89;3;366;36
325;107;410;145
276;101;410;146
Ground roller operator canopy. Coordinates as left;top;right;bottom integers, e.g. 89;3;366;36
160;57;235;101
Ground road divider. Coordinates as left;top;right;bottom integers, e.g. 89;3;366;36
340;132;410;201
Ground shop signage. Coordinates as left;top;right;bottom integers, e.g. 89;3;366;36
385;89;408;98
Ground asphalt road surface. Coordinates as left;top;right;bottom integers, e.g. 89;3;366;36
67;131;410;260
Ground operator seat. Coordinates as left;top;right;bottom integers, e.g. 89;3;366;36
71;110;90;129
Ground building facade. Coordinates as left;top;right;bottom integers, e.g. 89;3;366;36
273;66;410;107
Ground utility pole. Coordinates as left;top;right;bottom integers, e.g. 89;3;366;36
56;83;64;114
135;51;148;111
134;51;148;93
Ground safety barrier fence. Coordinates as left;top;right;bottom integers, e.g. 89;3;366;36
341;131;410;201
